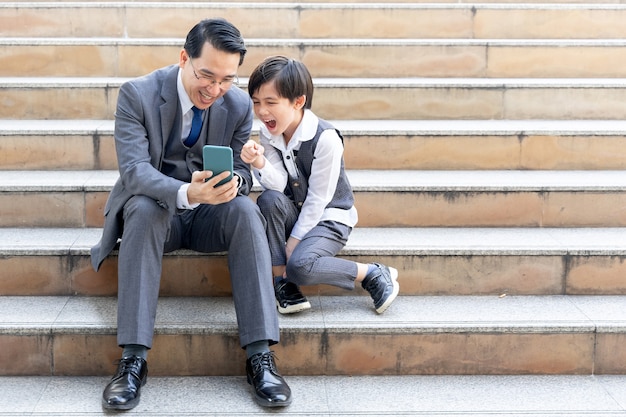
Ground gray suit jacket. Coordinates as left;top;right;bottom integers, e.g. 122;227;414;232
91;64;254;271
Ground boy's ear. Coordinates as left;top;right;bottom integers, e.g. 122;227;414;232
294;95;307;110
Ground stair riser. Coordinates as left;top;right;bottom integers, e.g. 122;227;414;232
1;330;621;376
355;191;626;227
5;134;626;171
0;7;473;39
4;85;626;120
347;134;626;170
3;43;626;78
2;253;625;297
1;190;625;228
4;6;626;39
0;134;116;170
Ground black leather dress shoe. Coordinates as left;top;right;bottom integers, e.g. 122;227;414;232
102;355;148;410
246;351;292;407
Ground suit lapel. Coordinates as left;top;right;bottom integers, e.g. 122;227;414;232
207;96;227;146
159;66;180;159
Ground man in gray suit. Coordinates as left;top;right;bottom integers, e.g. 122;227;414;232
91;18;291;410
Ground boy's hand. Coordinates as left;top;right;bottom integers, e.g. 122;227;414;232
285;236;300;262
241;139;265;169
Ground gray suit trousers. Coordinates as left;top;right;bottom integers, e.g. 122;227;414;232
257;190;357;290
116;194;279;349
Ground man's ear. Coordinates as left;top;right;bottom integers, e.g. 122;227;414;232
179;49;189;69
294;95;307;110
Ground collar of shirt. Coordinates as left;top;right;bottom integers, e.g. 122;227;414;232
177;68;194;115
262;109;318;152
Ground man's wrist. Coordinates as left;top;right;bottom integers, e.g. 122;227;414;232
177;183;200;210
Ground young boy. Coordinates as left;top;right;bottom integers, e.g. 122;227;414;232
241;56;399;315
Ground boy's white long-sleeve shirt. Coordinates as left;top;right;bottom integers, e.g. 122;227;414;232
252;110;358;240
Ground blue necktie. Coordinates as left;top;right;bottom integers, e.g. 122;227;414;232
184;106;203;147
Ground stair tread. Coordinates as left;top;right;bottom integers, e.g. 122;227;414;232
2;169;626;192
1;294;624;334
5;2;626;9
6;36;626;45
3;226;626;256
5;118;626;135
4;76;626;87
2;374;626;416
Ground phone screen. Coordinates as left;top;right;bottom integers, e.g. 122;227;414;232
202;145;234;186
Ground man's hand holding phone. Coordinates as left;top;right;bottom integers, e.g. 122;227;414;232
187;170;237;205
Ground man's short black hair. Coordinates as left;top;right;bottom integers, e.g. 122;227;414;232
184;18;247;66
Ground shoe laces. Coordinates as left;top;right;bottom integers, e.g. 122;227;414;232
362;274;381;295
115;356;144;378
250;351;278;374
276;280;299;297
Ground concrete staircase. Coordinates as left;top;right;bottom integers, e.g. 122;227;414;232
2;1;626;415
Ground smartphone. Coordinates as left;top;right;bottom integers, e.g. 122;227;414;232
202;145;233;186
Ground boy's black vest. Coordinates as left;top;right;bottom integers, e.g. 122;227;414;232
283;118;354;212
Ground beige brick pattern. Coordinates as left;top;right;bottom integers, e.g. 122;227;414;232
0;336;52;375
0;135;99;170
521;135;626;170
326;333;594;375
567;256;626;295
595;333;626;374
475;9;626;39
345;135;521;170
0;256;70;296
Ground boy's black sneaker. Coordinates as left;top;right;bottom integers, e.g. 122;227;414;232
361;263;399;314
274;279;311;314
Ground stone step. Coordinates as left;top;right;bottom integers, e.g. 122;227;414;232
1;294;625;376
3;169;626;228
3;38;626;78
2;0;620;3
2;374;626;416
3;77;626;120
4;3;626;39
5;119;626;170
2;226;626;297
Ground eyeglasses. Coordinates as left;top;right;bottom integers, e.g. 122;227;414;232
188;57;239;90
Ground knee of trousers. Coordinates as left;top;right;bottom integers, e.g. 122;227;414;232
124;195;171;223
226;195;263;217
256;189;291;217
123;195;171;228
222;196;266;230
286;255;317;286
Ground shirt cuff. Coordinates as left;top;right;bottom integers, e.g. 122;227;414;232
233;172;243;190
177;183;200;210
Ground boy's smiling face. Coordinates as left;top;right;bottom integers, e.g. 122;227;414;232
251;80;306;143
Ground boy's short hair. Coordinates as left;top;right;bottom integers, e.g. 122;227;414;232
248;56;314;109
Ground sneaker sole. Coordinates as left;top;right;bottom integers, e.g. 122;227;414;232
276;300;312;314
375;267;399;314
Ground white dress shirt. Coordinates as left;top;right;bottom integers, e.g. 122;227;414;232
253;110;358;240
175;69;201;210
